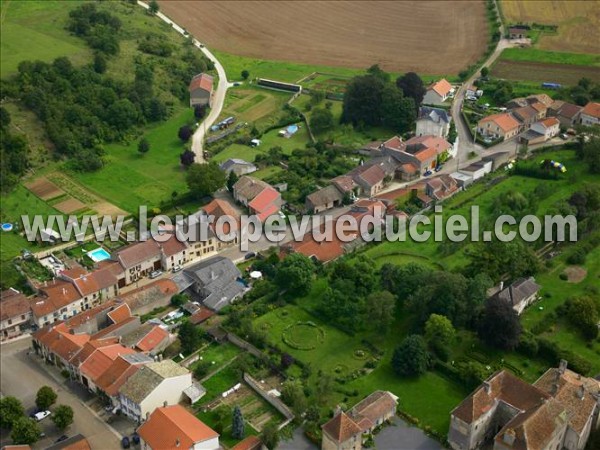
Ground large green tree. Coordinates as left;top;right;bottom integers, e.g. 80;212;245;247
396;72;426;107
10;417;40;446
186;162;226;198
310;108;335;133
231;405;245;440
424;313;455;346
36;386;57;410
392;335;430;377
178;321;204;355
261;422;280;450
51;405;74;431
275;253;315;296
478;297;522;350
366;290;396;332
0;396;25;429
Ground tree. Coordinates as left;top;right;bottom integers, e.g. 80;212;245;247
137;137;150;155
582;138;600;174
310;108;334;133
36;386;57;410
231;405;245;440
10;417;40;446
366;291;396;332
194;104;207;120
178;125;193;142
148;0;159;14
396;72;426;107
194;360;212;379
424;314;455;346
466;240;540;282
281;379;306;413
0;396;24;429
0;107;11;128
51;405;74;431
227;170;239;192
178;321;204;355
170;293;188;308
381;83;416;131
380;262;431;302
180;149;195;167
261;422;280;450
342;74;385;126
280;352;294;370
478;297;522;350
93;53;107;73
186;162;226;198
480;67;490;78
241;70;250;80
275;253;315;296
392;335;430;377
565;296;599;341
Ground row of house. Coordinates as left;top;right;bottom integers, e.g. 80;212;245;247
448;360;600;450
477;96;600;142
1;197;246;338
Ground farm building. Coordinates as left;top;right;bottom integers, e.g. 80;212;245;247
580;102;600;127
189;73;213;108
508;25;529;39
257;78;301;92
416;106;451;137
477;113;520;141
382;135;453;173
450;172;473;188
219;158;257;176
305;185;344;214
482;152;511;171
423;79;453;105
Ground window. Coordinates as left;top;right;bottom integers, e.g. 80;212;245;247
8;319;12;325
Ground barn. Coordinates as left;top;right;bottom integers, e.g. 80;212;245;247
189;73;214;108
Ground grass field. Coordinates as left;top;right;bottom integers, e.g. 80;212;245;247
159;1;488;75
499;48;600;67
0;0;91;78
218;86;293;127
501;0;600;55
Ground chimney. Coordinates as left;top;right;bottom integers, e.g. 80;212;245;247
146;412;150;421
483;381;491;395
551;383;559;396
559;359;568;375
503;428;516;447
158;354;163;362
334;405;342;417
499;281;504;291
578;385;585;400
163;401;168;407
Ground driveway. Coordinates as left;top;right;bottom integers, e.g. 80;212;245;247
277;427;318;450
0;337;122;449
374;417;443;450
137;1;230;163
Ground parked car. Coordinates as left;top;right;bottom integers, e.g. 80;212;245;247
560;133;569;140
244;252;256;260
149;270;162;279
423;170;433;177
34;410;51;421
55;435;69;443
132;433;140;445
233;82;241;86
434;165;443;172
121;437;131;449
172;265;182;273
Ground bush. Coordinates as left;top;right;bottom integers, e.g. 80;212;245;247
559;273;568;280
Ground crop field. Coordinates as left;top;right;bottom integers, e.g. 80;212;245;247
159;0;488;75
491;59;600;85
218;87;291;127
501;0;600;54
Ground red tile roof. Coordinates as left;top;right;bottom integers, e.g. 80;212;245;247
479;113;520;132
429;78;453;97
138;405;219;449
107;303;131;324
581;101;600;119
31;280;82;318
114;240;161;269
95;355;145;397
79;344;136;383
1;289;30;321
322;412;362;444
538;117;560;128
203;198;241;234
231;436;262;450
136;326;169;352
248;186;281;222
188;73;214;93
190;307;215;325
156;233;188;258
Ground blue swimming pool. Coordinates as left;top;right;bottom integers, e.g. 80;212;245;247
87;248;111;262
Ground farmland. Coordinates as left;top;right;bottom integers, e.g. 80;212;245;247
158;0;489;75
501;0;600;54
491;59;600;85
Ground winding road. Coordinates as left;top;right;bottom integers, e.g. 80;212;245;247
137;1;230;163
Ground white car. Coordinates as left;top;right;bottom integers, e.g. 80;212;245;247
172;265;182;273
149;270;162;279
34;410;51;421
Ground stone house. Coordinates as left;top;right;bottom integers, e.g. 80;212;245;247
416;106;451;137
491;277;541;315
423;79;453;105
477;113;520;141
306;185;344;213
580;102;600;127
188;73;213;108
113;240;162;286
1;288;31;340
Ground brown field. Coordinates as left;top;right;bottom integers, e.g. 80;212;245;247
159;1;489;74
491;59;600;85
25;177;64;200
501;1;600;54
563;266;587;283
53;197;86;214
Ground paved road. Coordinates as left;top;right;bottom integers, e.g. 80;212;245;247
137;1;230;163
0;338;122;449
374;417;442;450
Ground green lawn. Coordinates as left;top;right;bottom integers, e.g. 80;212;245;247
71;108;196;213
192;342;241;376
0;1;92;78
199;365;241;404
499;48;600;67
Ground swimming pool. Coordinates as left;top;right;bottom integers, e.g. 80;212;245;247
87;248;111;262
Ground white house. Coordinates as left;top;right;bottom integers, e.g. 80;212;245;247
459;160;492;181
138;405;220;450
530;117;560;141
119;360;194;423
423;79;453;105
580;102;600;127
416;106;451;137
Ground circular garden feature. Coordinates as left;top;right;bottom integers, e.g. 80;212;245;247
282;321;325;350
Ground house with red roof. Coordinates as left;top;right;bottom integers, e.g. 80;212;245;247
120;323;171;355
137;405;220;450
423;78;454;105
30;280;85;328
477;113;520;141
580;101;600;127
234;176;282;222
382;135;453;174
113;240;162;285
548;101;582;127
1;288;31;341
189;73;213;108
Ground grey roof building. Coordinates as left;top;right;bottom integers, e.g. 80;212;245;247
182;256;245;311
492;277;541;315
219;158;258;176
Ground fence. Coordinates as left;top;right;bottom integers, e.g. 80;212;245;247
243;373;294;429
205;123;244;144
226;332;263;359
